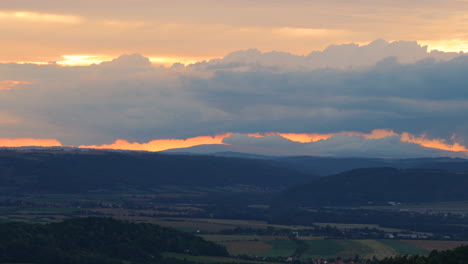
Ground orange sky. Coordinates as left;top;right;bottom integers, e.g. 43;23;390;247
0;138;62;147
2;130;465;155
78;134;232;152
0;80;32;90
1;1;468;65
1;1;467;157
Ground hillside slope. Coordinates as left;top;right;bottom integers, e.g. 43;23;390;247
277;167;468;206
0;217;227;264
0;150;311;192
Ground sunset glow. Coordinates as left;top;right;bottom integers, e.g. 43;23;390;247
49;55;213;67
1;0;468;159
57;55;114;66
0;80;32;90
245;130;468;154
400;132;468;152
78;134;233;152
1;130;467;156
149;56;214;66
420;40;468;53
250;129;399;143
0;10;82;24
0;138;63;148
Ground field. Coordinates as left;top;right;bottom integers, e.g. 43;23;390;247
1;191;468;262
403;240;468;252
1;204;466;262
298;239;424;260
362;201;468;215
109;217;314;233
313;222;403;233
198;234;435;260
162;252;282;264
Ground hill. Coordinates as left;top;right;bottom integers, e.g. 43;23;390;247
164;150;468;176
380;245;468;264
0;217;228;264
0;150;311;192
277;167;468;206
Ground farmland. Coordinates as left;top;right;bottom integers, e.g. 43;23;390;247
402;240;468;252
197;234;438;260
361;201;468;215
1;197;467;261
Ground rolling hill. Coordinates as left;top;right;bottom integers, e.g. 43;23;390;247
0;217;228;264
0;150;312;193
277;167;468;206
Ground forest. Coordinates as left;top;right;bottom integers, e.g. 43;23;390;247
0;217;227;264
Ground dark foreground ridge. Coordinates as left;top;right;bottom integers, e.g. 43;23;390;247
277;167;468;206
0;150;311;192
380;245;468;264
0;217;228;264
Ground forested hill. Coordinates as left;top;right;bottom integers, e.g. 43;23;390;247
276;167;468;206
380;245;468;264
0;150;310;192
271;156;468;176
0;217;228;264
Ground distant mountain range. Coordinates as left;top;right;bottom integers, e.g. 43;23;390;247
161;133;468;159
164;150;468;176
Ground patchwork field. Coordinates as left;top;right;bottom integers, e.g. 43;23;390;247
313;222;403;233
362;201;468;215
198;235;445;260
297;239;415;260
1;199;467;262
403;240;468;252
162;252;282;264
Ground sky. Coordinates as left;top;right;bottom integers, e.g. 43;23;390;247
1;0;468;157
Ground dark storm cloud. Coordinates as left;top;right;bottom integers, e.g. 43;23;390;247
0;41;467;151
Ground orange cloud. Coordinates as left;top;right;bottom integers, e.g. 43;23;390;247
247;129;468;153
247;133;266;138
400;132;468;152
79;133;233;152
0;130;465;155
0;80;32;90
274;27;348;38
248;132;334;142
57;55;115;66
249;129;398;143
275;133;334;143
0;11;82;24
0;138;62;147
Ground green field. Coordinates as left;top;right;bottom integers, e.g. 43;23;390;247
379;240;427;255
162;252;281;264
199;235;434;260
313;222;403;233
259;240;297;257
301;240;343;259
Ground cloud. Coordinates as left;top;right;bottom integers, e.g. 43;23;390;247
273;27;347;38
302;134;466;158
233;130;468;157
196;40;462;71
0;40;467;158
250;129;399;143
0;138;62;147
103;20;145;29
166;132;467;158
401;132;468;152
0;10;82;24
0;80;32;90
79;134;231;152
